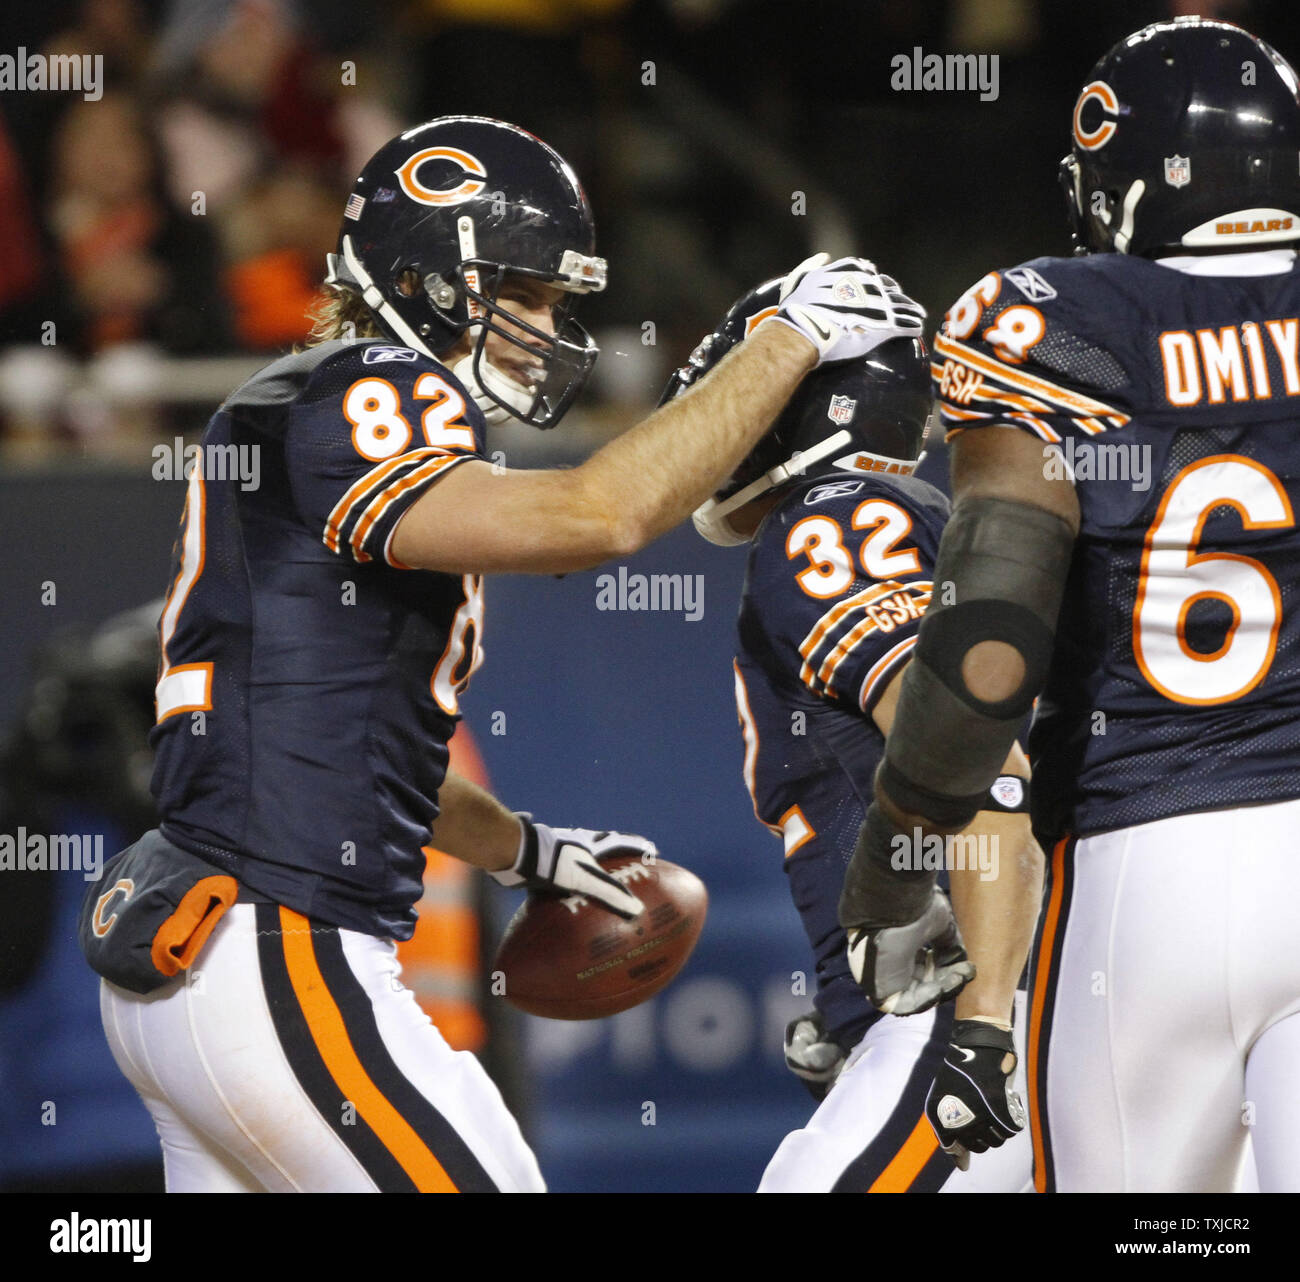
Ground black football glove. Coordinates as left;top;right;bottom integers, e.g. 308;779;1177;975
925;1019;1026;1171
490;816;647;920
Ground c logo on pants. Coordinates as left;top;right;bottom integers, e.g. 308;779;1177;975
93;878;135;937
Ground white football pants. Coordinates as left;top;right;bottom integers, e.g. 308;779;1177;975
100;903;544;1192
1029;800;1300;1192
760;992;1033;1192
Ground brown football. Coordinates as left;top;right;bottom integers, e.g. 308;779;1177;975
493;854;708;1020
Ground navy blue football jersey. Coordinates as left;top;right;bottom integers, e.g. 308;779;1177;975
150;339;487;939
734;470;949;1043
934;252;1300;842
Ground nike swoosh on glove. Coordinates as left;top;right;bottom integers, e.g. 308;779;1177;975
490;815;647;919
771;253;926;366
925;1019;1026;1171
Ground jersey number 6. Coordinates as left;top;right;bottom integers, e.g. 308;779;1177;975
1134;454;1294;705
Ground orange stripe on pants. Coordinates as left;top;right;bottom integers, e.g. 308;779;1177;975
278;906;459;1192
868;1115;940;1193
1028;836;1070;1193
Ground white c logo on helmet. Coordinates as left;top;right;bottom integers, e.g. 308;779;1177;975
395;147;488;206
1073;80;1119;151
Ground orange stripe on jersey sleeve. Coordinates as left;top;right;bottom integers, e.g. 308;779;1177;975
867;1114;941;1193
323;447;451;554
349;453;471;561
934;332;1129;426
278;906;460;1192
816;583;930;697
797;581;903;687
858;634;918;711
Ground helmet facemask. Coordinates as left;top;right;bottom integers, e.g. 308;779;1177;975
448;261;600;428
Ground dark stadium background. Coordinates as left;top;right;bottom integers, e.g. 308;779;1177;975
1;0;1296;1195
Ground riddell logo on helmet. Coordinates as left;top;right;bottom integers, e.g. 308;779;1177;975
1216;217;1294;235
395;147;488;206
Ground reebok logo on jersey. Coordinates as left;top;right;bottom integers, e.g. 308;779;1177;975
803;480;863;505
363;346;420;364
1004;266;1057;302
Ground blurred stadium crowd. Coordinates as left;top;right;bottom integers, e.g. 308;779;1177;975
1;0;1293;461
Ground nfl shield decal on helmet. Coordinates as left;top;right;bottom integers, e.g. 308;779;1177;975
1164;155;1191;188
828;394;857;425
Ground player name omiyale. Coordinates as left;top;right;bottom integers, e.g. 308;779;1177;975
151;435;260;490
1159;317;1300;406
0;828;102;880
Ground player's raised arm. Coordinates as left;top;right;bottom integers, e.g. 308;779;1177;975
390;257;925;574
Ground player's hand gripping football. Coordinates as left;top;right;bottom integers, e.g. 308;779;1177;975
772;253;926;366
925;1020;1026;1171
839;804;975;1015
490;817;647;920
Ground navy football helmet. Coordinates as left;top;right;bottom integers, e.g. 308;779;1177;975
325;116;607;427
662;279;932;546
1061;18;1300;256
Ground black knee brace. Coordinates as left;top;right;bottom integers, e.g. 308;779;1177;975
878;496;1074;830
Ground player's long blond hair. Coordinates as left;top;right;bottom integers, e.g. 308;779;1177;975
303;287;384;347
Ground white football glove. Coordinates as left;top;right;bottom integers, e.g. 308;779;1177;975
784;1010;848;1101
490;816;648;920
771;253;926;366
845;888;975;1016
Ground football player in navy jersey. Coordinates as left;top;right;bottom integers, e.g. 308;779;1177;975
665;281;1043;1191
842;19;1300;1192
81;115;927;1193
